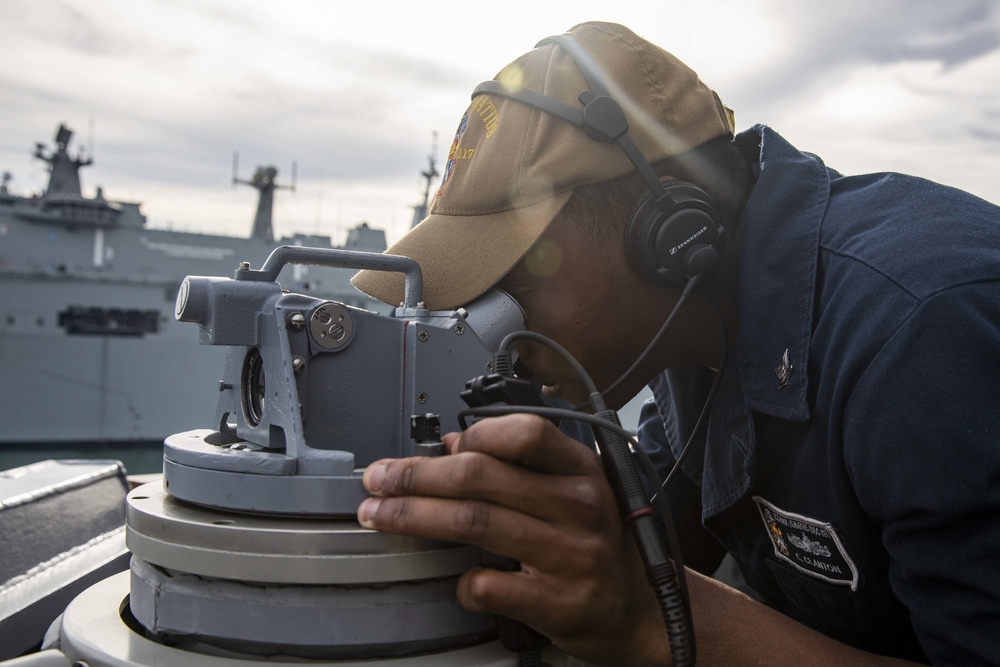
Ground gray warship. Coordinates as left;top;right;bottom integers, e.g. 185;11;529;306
0;124;389;472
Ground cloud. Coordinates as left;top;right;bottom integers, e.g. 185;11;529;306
862;0;1000;68
2;0;999;245
727;0;1000;109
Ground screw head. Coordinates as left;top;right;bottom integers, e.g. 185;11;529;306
418;330;429;342
417;392;428;404
288;312;306;331
454;324;465;335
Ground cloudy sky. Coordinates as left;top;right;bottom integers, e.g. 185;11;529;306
1;0;998;247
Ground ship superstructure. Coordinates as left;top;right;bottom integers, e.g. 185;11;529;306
0;124;388;461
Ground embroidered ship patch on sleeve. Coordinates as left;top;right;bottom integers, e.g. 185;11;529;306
753;496;860;590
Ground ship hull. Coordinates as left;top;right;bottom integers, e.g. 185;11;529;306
1;199;387;472
0;278;229;477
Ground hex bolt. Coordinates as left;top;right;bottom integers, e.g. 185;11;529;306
239;261;251;270
287;312;306;331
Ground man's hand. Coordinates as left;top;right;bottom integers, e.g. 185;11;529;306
357;414;666;665
356;413;928;667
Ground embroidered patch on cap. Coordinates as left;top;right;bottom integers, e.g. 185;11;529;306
753;496;859;590
436;112;469;199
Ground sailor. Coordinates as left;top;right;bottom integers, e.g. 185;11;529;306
352;21;1000;665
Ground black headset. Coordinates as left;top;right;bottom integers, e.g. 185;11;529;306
473;33;724;288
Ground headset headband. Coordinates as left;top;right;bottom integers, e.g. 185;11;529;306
471;34;672;204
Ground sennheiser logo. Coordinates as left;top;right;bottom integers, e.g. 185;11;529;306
669;225;709;255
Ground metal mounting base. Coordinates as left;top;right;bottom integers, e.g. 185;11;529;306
163;430;366;516
124;483;493;658
58;572;525;665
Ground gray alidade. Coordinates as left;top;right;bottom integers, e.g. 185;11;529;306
114;246;539;661
166;245;523;516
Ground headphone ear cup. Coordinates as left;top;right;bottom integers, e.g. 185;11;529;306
624;191;673;284
623;182;724;286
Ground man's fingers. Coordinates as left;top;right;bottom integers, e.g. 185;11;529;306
450;413;601;475
362;414;606;523
357;494;564;567
457;566;538;616
364;450;531;501
362;448;609;525
455;566;587;640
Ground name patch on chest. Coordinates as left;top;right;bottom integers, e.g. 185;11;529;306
753;496;859;590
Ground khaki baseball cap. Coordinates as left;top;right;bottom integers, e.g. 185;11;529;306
352;21;733;311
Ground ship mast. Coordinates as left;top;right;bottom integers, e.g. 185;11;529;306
410;132;439;229
34;124;92;198
232;153;297;242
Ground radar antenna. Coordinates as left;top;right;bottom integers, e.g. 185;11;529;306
87;117;96;164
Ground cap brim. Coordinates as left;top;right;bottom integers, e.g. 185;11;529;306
352;191;571;311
